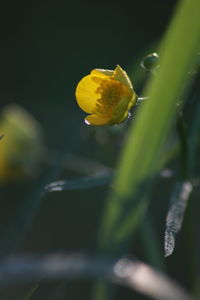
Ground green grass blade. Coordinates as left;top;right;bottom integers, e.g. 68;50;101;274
98;0;200;256
43;173;112;194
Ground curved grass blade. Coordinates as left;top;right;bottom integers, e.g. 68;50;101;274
0;253;192;300
164;181;193;257
0;172;112;257
43;173;113;194
0;145;71;257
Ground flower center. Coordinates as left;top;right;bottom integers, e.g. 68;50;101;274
93;78;131;116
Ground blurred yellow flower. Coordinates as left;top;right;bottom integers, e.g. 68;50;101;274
75;65;137;125
0;104;43;182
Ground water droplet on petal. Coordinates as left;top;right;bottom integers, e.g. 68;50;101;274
84;119;91;125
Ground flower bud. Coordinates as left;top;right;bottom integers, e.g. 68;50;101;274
75;65;137;126
0;104;43;182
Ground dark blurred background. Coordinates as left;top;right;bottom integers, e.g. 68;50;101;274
0;0;182;299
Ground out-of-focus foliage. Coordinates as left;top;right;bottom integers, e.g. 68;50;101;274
0;104;43;182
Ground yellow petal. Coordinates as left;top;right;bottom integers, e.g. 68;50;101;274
85;114;111;126
91;69;114;77
111;111;130;125
110;93;136;124
113;65;133;90
75;75;100;114
128;93;138;109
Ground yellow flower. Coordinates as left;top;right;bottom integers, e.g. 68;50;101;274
75;65;137;125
